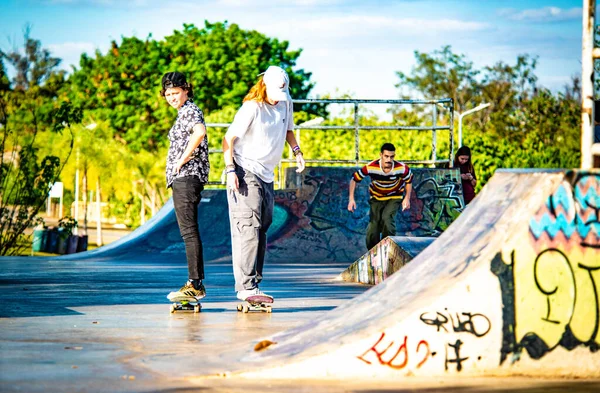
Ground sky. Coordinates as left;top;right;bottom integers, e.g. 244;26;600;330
0;0;584;105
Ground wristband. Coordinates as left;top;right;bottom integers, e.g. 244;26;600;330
226;164;235;170
226;169;236;174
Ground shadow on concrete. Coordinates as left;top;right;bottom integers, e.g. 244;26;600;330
0;255;364;318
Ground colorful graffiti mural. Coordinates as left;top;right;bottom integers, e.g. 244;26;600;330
492;172;600;363
267;167;463;262
77;167;464;264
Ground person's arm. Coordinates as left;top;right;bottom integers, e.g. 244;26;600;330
222;102;255;191
286;131;305;173
222;133;239;191
176;123;206;173
348;179;358;212
401;167;413;211
402;182;412;211
348;165;367;212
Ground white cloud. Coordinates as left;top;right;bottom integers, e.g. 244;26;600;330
46;0;151;6
215;0;341;6
48;41;96;57
47;42;103;69
260;15;489;40
499;7;581;23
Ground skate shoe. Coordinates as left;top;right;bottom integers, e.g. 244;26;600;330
236;287;273;302
168;280;206;301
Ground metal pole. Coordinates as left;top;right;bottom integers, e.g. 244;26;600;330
431;104;437;166
457;103;491;147
74;150;79;235
354;103;360;163
582;0;595;169
449;99;455;167
458;113;463;148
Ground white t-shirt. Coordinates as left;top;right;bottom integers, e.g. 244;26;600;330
225;100;294;183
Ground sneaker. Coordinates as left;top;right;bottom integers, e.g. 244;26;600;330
173;280;206;299
236;287;273;302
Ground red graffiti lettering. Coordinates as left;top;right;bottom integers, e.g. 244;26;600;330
385;335;408;369
357;332;393;365
416;340;430;368
358;332;429;370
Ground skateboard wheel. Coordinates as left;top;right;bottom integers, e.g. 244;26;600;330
266;306;272;313
237;304;243;312
242;305;249;313
170;304;176;313
194;305;200;313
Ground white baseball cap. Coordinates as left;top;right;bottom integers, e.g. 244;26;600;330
261;66;290;102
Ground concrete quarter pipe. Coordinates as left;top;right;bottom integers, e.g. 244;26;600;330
68;167;464;264
228;169;599;379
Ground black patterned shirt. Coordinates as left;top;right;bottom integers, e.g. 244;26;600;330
166;100;210;188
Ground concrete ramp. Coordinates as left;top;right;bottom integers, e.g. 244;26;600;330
229;169;600;379
339;236;435;285
67;167;463;263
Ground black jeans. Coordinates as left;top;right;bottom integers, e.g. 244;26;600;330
172;176;204;280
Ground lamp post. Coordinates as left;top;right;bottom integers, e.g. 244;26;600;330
457;103;490;147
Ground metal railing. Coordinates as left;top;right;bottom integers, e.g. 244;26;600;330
206;97;455;188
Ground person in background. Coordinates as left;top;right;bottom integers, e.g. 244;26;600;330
348;143;413;250
454;145;477;205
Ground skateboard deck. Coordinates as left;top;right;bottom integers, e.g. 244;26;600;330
237;294;273;313
167;293;202;314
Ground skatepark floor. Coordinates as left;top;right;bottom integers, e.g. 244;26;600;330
0;254;598;393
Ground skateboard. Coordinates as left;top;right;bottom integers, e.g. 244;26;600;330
167;294;202;314
237;294;273;313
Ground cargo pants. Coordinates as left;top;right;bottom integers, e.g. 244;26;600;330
226;164;274;292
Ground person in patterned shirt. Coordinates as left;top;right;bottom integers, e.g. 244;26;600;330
161;72;210;301
348;143;413;250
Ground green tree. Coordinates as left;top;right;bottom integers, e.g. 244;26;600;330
0;61;9;91
480;55;538;137
395;45;480;113
63;21;318;152
0;31;79;255
0;98;81;255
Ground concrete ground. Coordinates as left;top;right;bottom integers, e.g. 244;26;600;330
1;254;598;393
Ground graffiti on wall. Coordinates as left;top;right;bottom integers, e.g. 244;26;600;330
404;172;465;236
340;236;435;285
491;173;600;364
357;332;433;370
266;167;464;262
357;308;491;373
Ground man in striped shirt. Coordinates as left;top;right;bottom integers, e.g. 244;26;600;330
348;143;413;250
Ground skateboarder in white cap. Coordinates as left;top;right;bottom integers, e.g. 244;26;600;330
223;66;306;302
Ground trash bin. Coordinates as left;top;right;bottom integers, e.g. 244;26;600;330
32;229;46;252
45;228;59;254
77;235;88;252
66;235;79;254
56;229;68;255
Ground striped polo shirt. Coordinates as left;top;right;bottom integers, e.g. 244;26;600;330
353;159;413;201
